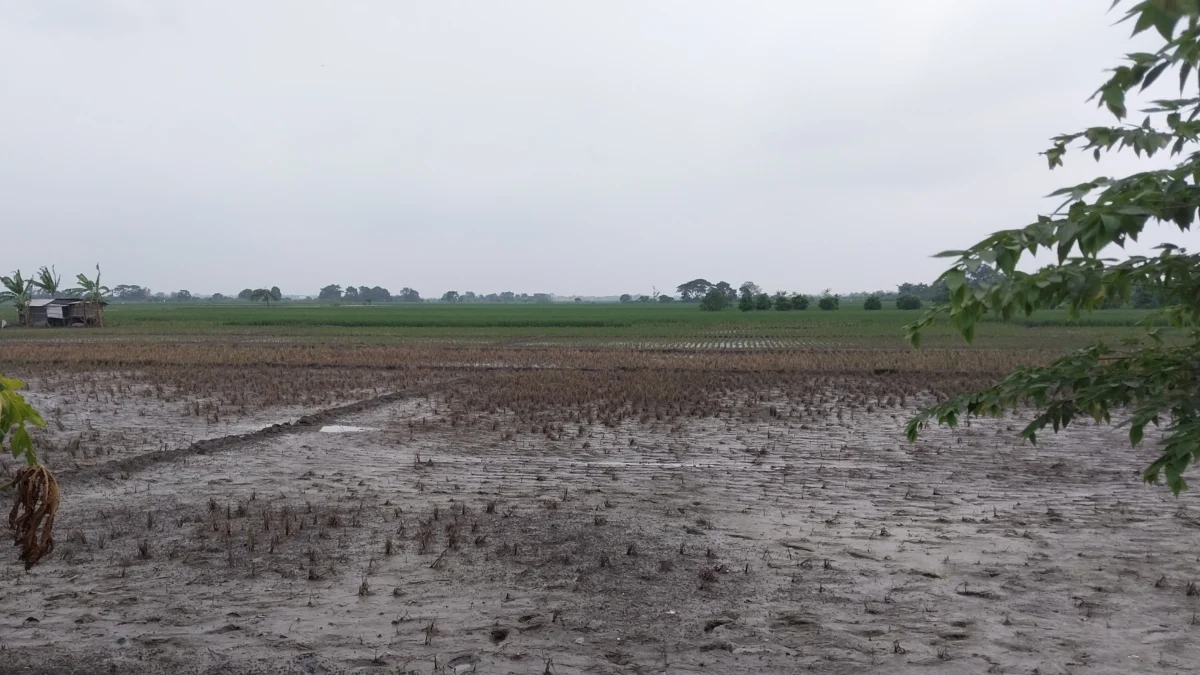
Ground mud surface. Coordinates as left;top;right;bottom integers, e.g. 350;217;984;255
9;369;449;478
2;382;1199;674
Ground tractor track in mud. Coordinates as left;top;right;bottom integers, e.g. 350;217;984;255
57;375;476;487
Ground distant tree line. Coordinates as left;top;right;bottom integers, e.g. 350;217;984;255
16;260;1166;312
436;291;555;303
105;285;289;304
670;279;826;312
618;293;676;303
677;270;1009;312
314;286;569;304
317;285;419;303
99;284;572;305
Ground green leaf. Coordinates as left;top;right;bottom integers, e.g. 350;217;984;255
1153;8;1182;40
0;374;46;465
1142;61;1169;90
943;268;967;291
1168;471;1187;495
10;425;33;464
1102;85;1127;118
961;323;976;344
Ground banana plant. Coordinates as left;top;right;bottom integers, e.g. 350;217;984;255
72;264;109;304
0;271;34;326
71;265;110;326
32;266;61;298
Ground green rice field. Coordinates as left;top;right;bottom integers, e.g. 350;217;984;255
0;301;1155;350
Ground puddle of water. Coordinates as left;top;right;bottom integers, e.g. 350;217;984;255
583;461;685;469
319;425;378;433
413;456;772;471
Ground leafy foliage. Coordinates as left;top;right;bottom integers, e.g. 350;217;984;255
906;0;1200;494
111;284;152;301
818;291;839;311
774;292;792;311
754;293;772;311
698;289;730;311
0;375;45;466
72;265;109;306
714;281;737;304
396;287;423;303
895;294;923;310
2;373;58;570
897;280;949;303
0;270;34;326
249;288;277;306
33;266;61;298
791;294;810;311
966;263;1004;289
863;294;883;310
677;279;713;303
738;281;762;298
1131;283;1165;308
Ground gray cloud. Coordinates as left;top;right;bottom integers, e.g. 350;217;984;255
2;0;1195;297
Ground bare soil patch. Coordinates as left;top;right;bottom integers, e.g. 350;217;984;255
1;367;1198;675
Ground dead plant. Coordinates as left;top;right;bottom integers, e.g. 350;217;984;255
6;464;61;570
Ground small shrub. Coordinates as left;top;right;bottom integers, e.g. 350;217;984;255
818;294;839;310
790;294;809;310
895;294;922;310
863;295;882;310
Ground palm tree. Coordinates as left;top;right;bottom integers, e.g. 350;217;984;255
33;266;61;298
72;265;110;326
0;270;34;326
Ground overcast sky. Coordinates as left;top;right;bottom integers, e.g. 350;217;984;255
2;1;1196;297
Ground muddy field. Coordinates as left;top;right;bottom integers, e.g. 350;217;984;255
1;352;1198;675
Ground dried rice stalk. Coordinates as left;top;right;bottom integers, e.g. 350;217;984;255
7;464;60;570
